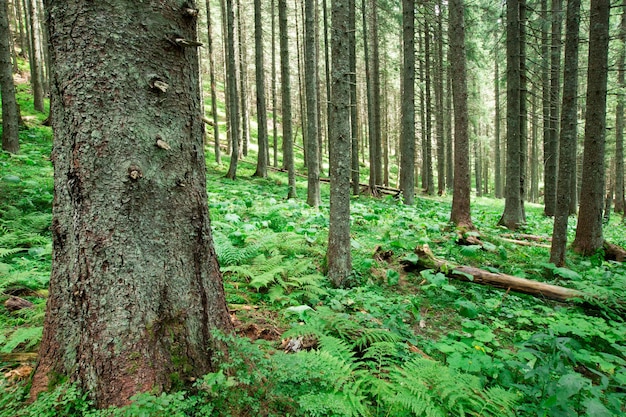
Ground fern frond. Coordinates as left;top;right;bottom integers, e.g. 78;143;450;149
0;247;27;259
0;326;43;353
317;335;356;365
353;328;401;350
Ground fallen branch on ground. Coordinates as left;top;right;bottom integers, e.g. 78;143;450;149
413;245;585;303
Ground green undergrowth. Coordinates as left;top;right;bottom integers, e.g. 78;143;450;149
2;111;626;414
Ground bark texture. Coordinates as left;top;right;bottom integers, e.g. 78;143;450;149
32;0;232;407
449;0;472;229
399;0;415;205
225;0;240;179
279;0;296;198
550;0;580;266
304;0;320;207
327;0;351;286
499;0;524;230
253;0;268;178
615;0;626;214
573;0;610;255
1;0;20;153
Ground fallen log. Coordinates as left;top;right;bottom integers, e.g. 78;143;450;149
500;238;551;249
0;352;38;363
501;233;552;243
604;241;626;262
414;245;585;303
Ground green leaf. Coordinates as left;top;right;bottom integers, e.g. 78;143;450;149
553;267;582;281
386;269;400;286
402;252;419;265
452;269;474;281
460;245;482;257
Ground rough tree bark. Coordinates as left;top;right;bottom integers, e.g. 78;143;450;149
615;0;626;214
225;0;240;179
279;0;296;198
1;0;20;153
349;0;359;196
206;0;221;164
253;0;268;178
304;0;320;206
550;0;580;266
449;0;473;229
399;0;415;205
31;0;233;408
572;0;610;255
327;0;352;286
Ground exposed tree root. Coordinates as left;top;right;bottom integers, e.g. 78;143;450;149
604;241;626;262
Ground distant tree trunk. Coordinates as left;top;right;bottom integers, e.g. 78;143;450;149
279;0;296;198
445;68;453;190
519;0;527;218
362;0;375;193
370;0;383;188
225;0;240;179
435;0;445;196
235;0;250;158
1;0;20;154
544;0;563;216
327;0;352;286
499;0;525;230
572;0;609;255
423;19;434;195
615;0;626;214
494;37;503;199
541;0;550;207
449;0;473;229
253;0;268;178
349;0;359;195
14;0;27;60
26;0;44;112
294;0;306;161
31;0;233;407
304;0;320;207
323;0;332;166
7;0;19;73
400;0;415;205
206;0;221;164
271;0;278;167
550;0;580;266
530;87;539;202
475;139;482;197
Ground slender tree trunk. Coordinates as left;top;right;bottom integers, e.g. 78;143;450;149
545;0;563;216
206;0;221;164
423;19;434;195
31;1;232;407
327;0;352;286
349;0;359;195
295;0;306;162
1;0;20;154
304;0;320;206
271;0;278;167
26;0;43;112
615;0;626;214
279;0;296;198
530;87;539;202
323;0;332;166
253;0;268;178
235;0;250;158
519;0;527;219
499;0;524;230
362;0;375;194
400;0;415;204
494;36;503;199
435;0;445;196
370;0;382;187
445;66;453;190
541;0;550;208
225;0;240;179
550;0;580;266
572;0;610;255
449;0;473;229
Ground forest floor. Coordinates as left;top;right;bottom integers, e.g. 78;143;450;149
1;88;626;416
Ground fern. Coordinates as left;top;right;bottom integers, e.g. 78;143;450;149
0;247;27;259
213;231;262;267
1;326;43;353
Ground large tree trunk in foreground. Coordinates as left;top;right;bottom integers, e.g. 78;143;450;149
413;246;584;302
32;0;233;408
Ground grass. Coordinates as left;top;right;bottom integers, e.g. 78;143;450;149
1;83;625;416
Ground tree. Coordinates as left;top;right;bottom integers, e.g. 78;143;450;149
494;35;502;199
236;0;250;158
30;1;233;408
550;0;580;266
253;0;269;178
225;0;240;179
206;0;221;164
544;0;563;217
499;0;525;230
449;0;473;229
1;0;20;154
572;0;610;255
615;0;626;214
279;0;296;198
399;0;415;205
304;0;320;207
370;0;383;189
349;0;359;196
25;0;44;112
327;0;352;286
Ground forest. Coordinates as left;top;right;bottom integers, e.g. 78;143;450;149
0;0;625;416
